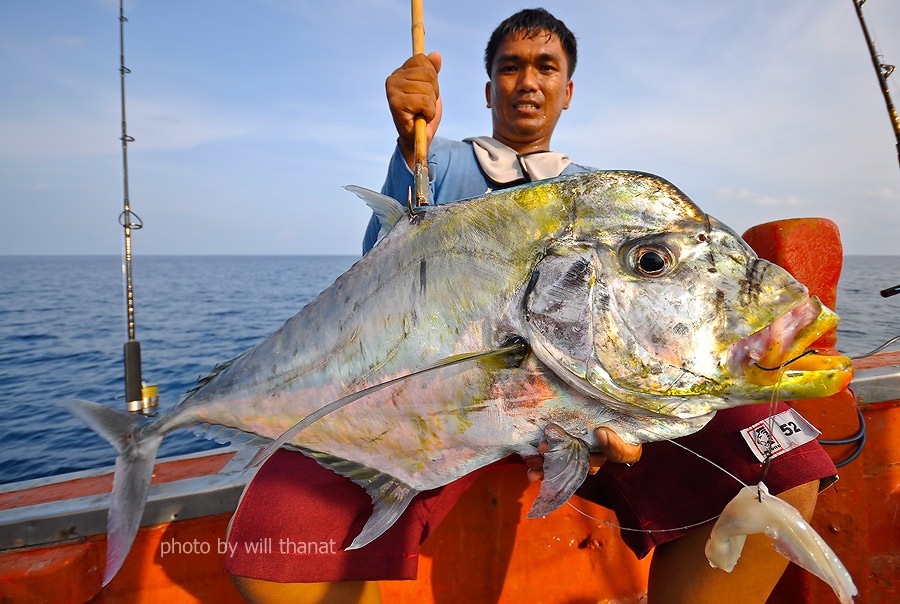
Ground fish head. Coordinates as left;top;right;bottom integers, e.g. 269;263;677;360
521;171;852;418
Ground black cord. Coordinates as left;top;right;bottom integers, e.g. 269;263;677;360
819;406;867;468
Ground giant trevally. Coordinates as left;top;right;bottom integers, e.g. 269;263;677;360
65;170;853;586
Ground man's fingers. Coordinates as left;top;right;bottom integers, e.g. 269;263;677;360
427;51;442;74
588;452;607;475
522;453;544;483
522;439;548;483
595;427;642;464
523;432;639;483
386;59;440;124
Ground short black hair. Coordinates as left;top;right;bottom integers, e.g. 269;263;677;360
484;8;577;78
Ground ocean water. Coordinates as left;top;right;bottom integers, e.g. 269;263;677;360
0;254;897;486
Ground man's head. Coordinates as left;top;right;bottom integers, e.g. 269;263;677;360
484;8;576;154
484;8;577;79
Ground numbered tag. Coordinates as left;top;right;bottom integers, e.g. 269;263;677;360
740;408;821;462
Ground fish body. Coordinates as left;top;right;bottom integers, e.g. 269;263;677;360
65;171;852;584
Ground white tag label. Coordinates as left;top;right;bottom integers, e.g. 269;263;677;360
740;408;821;462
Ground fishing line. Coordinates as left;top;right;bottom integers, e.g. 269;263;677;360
823;331;900;466
820;331;900;465
565;498;718;534
758;367;788;491
850;334;900;359
564;436;749;534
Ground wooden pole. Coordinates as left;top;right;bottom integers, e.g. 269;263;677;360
411;0;430;206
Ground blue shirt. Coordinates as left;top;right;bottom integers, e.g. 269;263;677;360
362;137;592;254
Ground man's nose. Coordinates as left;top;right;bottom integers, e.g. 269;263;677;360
517;65;539;91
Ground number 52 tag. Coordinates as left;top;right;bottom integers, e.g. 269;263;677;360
740;408;821;462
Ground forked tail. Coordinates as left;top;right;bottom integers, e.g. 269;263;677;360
62;399;163;586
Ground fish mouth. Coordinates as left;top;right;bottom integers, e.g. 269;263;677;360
729;297;853;396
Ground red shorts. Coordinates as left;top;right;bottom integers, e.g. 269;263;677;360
224;402;837;582
581;402;838;558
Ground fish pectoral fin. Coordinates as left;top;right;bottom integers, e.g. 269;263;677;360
303;450;419;550
526;423;591;519
345;185;406;242
706;482;857;604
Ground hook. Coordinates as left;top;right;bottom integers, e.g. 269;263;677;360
753;349;819;372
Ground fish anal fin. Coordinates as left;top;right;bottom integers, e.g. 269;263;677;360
303;450;419;550
527;423;590;519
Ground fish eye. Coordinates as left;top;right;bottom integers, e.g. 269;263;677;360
627;245;675;278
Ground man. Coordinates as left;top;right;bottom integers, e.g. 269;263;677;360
363;6;585;252
229;9;836;603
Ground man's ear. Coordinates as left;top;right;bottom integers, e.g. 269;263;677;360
564;79;573;110
485;81;492;108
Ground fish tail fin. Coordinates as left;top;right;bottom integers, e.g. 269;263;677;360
62;399;163;586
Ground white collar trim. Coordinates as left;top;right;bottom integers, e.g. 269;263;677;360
464;136;572;184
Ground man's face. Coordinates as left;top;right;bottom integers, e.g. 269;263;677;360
486;30;573;154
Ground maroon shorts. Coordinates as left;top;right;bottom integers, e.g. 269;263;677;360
224;402;837;582
224;450;512;582
582;402;838;558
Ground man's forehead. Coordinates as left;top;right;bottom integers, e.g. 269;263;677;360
495;29;566;60
501;28;558;49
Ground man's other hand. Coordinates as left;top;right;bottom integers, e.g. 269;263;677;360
524;427;642;482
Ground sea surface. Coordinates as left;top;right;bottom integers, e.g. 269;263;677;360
0;255;898;486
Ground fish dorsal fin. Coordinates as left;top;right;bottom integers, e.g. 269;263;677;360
345;185;406;242
246;338;529;472
302;449;419;549
526;423;591;518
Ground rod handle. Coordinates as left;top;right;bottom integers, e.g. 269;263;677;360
124;340;143;412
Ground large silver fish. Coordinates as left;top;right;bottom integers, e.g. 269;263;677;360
65;170;852;585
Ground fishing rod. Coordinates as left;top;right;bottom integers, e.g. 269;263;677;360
852;1;900;299
118;0;157;416
852;0;900;171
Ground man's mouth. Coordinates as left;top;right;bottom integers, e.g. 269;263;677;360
513;100;541;112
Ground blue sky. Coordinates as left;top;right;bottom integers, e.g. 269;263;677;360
2;0;899;256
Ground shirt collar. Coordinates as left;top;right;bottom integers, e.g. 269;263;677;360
464;136;572;185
